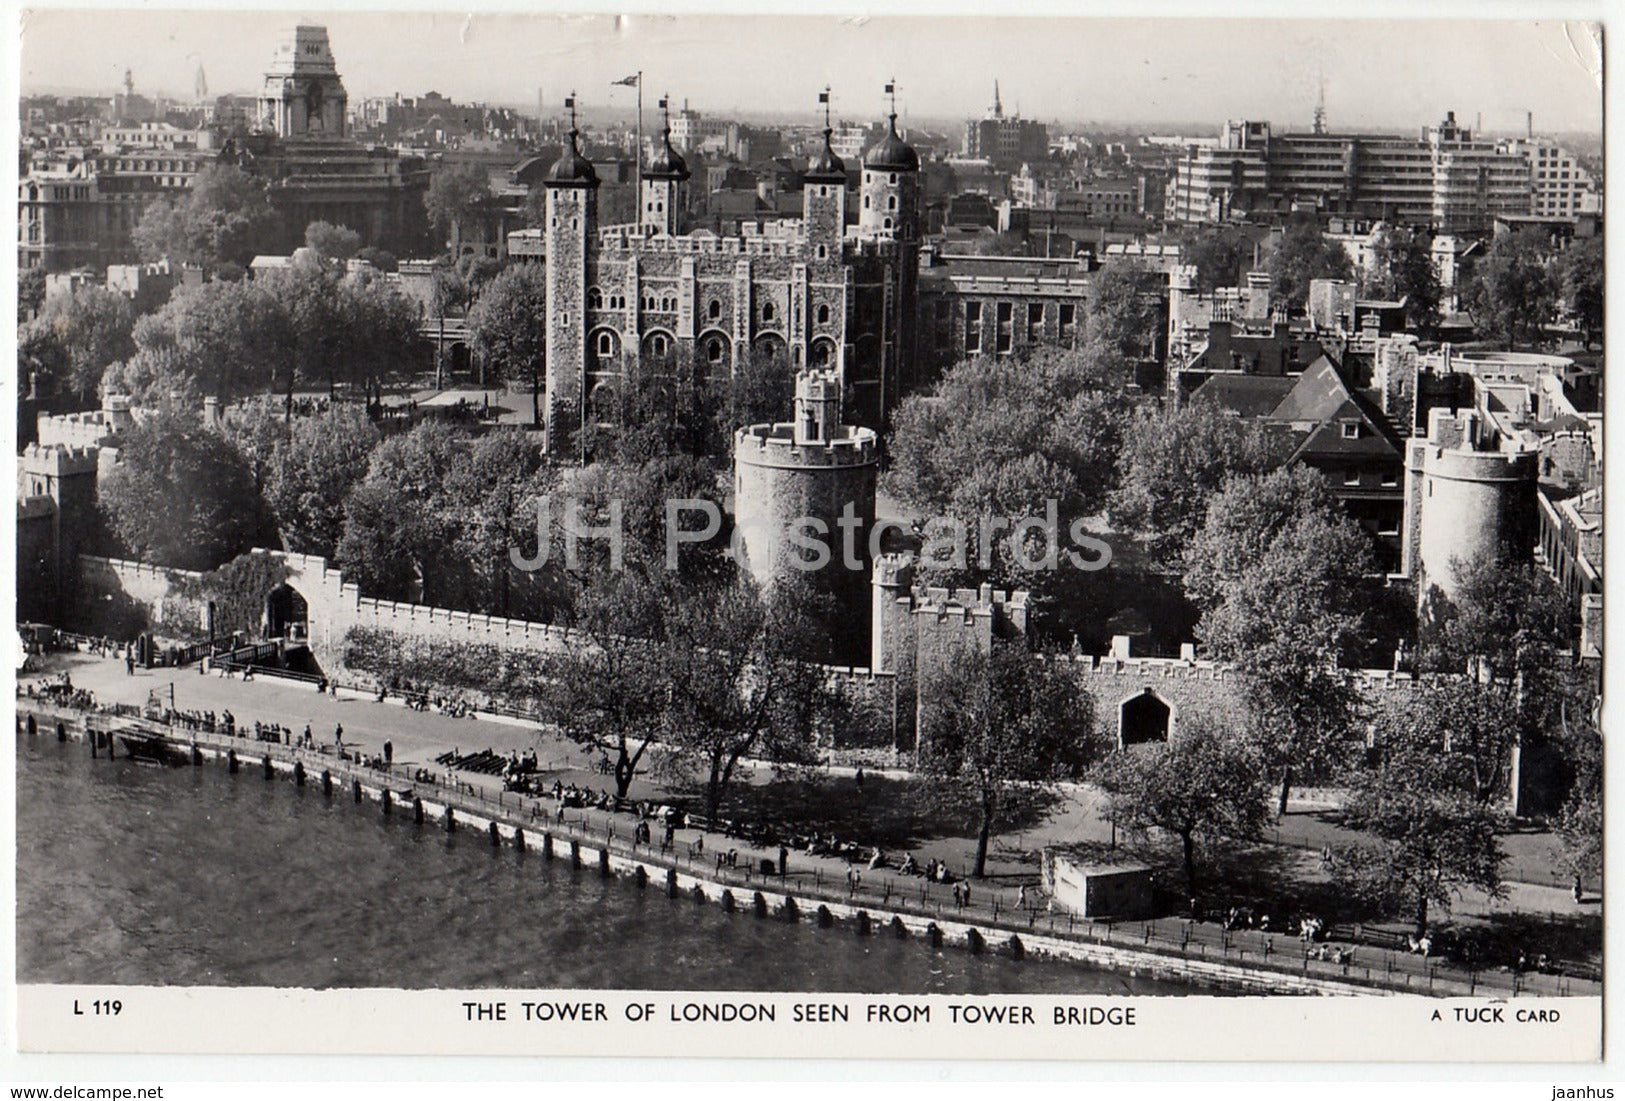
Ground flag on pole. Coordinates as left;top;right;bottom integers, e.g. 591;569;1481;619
658;95;668;110
818;89;829;104
612;74;640;86
884;81;894;94
564;94;575;109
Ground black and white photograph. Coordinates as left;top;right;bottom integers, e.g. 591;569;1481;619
7;5;1608;1070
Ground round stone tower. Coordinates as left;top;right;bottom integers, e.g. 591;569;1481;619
733;368;879;660
1413;407;1539;615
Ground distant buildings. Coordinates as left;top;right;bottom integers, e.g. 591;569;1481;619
961;82;1048;170
1165;113;1574;234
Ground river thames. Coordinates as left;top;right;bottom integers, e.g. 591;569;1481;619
16;734;1201;994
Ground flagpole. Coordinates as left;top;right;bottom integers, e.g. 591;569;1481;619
635;71;643;196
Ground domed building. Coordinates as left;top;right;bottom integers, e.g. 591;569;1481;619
536;89;921;452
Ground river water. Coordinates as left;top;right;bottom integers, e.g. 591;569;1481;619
16;734;1200;994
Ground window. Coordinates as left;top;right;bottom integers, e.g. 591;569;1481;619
705;337;725;364
817;304;830;325
863;195;871;209
662;295;676;312
586;287;603;309
1341;422;1360;440
887;195;897;210
708;299;722;320
761;303;775;322
649;333;669;357
596;332;615;358
1059;303;1077;341
883;218;892;231
816;245;828;260
1380;471;1399;487
965;302;982;354
996;302;1013;354
1344;469;1361;486
1027;303;1044;342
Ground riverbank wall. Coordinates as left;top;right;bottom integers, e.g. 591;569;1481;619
24;702;1566;999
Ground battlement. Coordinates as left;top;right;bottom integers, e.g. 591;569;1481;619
20;442;101;477
872;552;916;590
597;227;805;259
734;422;879;466
913;582;1030;619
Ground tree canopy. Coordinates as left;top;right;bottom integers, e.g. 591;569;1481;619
19;285;136;402
918;640;1100;877
303;220;363;262
467;263;547;425
1178;226;1254;295
1363;225;1442;335
1558;236;1603;348
1264;221;1353;310
131;164;278;272
1463;228;1557;349
425;162;493;247
98;405;266;570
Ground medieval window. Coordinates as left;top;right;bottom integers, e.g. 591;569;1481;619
596;332;615;358
817;303;831;325
887;194;897;210
586;287;604;309
863;195;871;210
1344;469;1361;486
708;299;722;320
889;173;897;185
761;302;775;323
883;218;893;231
819;185;830;197
705;337;726;364
662;295;677;312
816;245;828;260
649;333;670;357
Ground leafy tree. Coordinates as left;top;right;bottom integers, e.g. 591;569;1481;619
336;421;465;603
1334;738;1504;937
425;162;493;250
884;345;1128;586
717;348;794;441
18;267;47;319
128;279;295;401
660;579;830;822
537;564;673;798
303;220;363;262
354;246;399;274
1551;792;1602;898
1178;226;1254;294
1264;220;1353;310
918;640;1100;878
1381;678;1523;807
441;428;555;618
577;350;726;464
1462;228;1557;349
1364;225;1442;335
1093;719;1270;894
1558;236;1603;348
467;263;547;425
97;405;266;570
1109;398;1290;566
131;164;277;272
262;404;382;559
20;286;137;401
1420;558;1572;683
1184;465;1373;813
1085;262;1164;362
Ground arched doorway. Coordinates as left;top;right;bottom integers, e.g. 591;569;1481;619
1119;688;1173;748
265;584;309;642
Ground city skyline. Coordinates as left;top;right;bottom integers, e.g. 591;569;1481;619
19;10;1604;136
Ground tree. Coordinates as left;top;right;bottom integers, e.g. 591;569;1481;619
716;348;794;441
1364;225;1442;335
1551;792;1602;898
884;345;1128;586
19;285;136;401
1178;226;1254;294
131;163;277;272
1381;678;1523;807
1085;262;1165;363
536;564;673;798
918;641;1100;878
1420;558;1572;683
1184;465;1373;813
1559;236;1603;348
1093;719;1270;894
354;246;399;273
1109;398;1290;566
1334;739;1504;937
1264;221;1353;310
424;162;493;251
262;404;382;559
660;579;829;822
467;263;547;424
97;405;266;570
1462;228;1557;349
18;267;47;320
336;421;466;603
129;279;295;401
303;220;363;262
441;428;555;618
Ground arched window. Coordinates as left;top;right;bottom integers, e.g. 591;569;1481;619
816;245;828;260
662;295;676;312
863;195;871;209
586;287;603;309
596;331;616;358
819;185;829;197
708;299;722;320
705;337;726;364
887;194;897;210
761;302;775;323
649;333;670;357
883;218;892;231
888;173;897;184
816;304;830;325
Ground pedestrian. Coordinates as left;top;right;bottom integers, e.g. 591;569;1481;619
778;845;788;877
855;766;865;788
1573;876;1584;904
334;723;343;748
125;653;134;676
962;882;971;908
384;740;393;766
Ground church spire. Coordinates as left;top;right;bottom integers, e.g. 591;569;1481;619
991;79;1002;119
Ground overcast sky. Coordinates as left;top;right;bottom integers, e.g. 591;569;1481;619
17;8;1604;134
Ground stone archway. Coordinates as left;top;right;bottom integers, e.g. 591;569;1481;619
1119;688;1173;748
265;583;309;642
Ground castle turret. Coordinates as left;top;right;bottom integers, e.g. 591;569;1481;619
641;95;688;237
542;96;600;453
258;25;348;139
854;85;921;426
733;368;879;661
803;89;848;259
